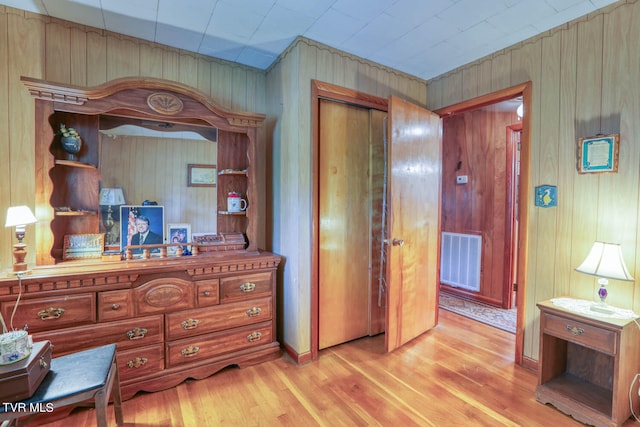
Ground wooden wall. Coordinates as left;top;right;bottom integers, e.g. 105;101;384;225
428;0;640;362
441;108;519;304
266;37;427;356
0;6;267;269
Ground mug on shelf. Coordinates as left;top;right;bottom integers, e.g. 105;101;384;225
227;192;247;212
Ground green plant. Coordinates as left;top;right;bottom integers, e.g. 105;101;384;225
58;124;79;138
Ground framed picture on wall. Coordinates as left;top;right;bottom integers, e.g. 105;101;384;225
577;133;620;174
188;164;217;187
120;206;165;254
167;223;191;254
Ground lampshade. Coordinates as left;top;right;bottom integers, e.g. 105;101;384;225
575;241;634;281
99;188;126;206
4;206;37;228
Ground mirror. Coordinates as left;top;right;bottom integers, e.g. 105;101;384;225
98;116;219;247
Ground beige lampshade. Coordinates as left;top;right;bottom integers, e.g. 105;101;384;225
4;206;37;228
99;188;126;206
575;241;634;281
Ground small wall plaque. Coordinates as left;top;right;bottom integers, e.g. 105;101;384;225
535;185;557;208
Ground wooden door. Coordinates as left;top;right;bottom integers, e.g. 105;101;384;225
385;96;442;352
319;99;372;349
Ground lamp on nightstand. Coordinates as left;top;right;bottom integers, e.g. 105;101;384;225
4;206;38;273
99;188;125;245
575;241;634;314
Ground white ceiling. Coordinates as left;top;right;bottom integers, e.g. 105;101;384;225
0;0;618;80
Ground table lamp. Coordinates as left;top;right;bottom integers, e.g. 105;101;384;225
575;241;634;314
99;188;126;245
4;206;38;273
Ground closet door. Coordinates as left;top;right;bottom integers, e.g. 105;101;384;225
318;99;371;349
385;96;442;352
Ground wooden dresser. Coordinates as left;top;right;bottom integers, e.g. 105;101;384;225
0;253;280;400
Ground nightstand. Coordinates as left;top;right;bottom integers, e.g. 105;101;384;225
537;299;640;427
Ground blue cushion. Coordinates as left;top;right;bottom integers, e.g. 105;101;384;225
0;343;116;412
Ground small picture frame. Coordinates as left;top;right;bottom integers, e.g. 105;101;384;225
577;133;619;174
167;223;191;254
63;233;105;260
535;185;557;208
120;206;165;253
188;164;217;187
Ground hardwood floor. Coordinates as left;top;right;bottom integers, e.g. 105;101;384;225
32;309;632;426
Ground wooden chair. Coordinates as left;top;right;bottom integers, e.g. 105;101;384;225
0;343;123;427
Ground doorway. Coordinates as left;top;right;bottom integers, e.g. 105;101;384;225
434;82;531;364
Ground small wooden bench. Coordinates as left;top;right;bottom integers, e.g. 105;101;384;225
0;343;123;427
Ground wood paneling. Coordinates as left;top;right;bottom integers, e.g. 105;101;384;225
428;0;640;363
441;107;518;304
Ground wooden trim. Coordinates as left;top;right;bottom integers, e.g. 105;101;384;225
515;82;532;366
282;341;313;365
21;76;266;129
434;83;530;117
310;80;388;361
503;123;522;310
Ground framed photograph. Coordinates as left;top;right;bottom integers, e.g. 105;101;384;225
577;133;619;174
167;223;191;254
120;205;165;253
188;164;217;187
63;233;105;260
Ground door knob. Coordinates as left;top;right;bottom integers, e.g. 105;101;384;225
392;238;404;246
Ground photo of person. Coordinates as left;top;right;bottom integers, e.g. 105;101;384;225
167;224;191;255
120;206;165;254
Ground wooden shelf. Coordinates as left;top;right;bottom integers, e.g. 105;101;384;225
218;169;247;176
55;159;97;169
55;210;97;216
218;211;246;216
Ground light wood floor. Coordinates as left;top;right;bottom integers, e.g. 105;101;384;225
33;309;632;426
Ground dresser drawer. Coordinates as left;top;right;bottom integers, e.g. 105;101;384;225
166;297;272;340
118;344;165;383
542;312;617;355
1;294;96;333
195;279;219;307
220;272;273;303
98;289;133;321
166;322;273;368
33;314;164;356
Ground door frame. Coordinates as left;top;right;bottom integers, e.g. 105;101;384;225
311;80;388;361
434;82;532;365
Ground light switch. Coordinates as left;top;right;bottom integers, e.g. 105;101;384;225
456;175;468;184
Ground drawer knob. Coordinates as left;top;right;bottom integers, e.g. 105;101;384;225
112;304;120;310
247;331;262;342
127;327;148;340
37;307;65;320
181;345;200;357
246;307;262;317
181;318;200;330
126;357;148;368
202;291;211;297
240;282;256;292
566;325;584;336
